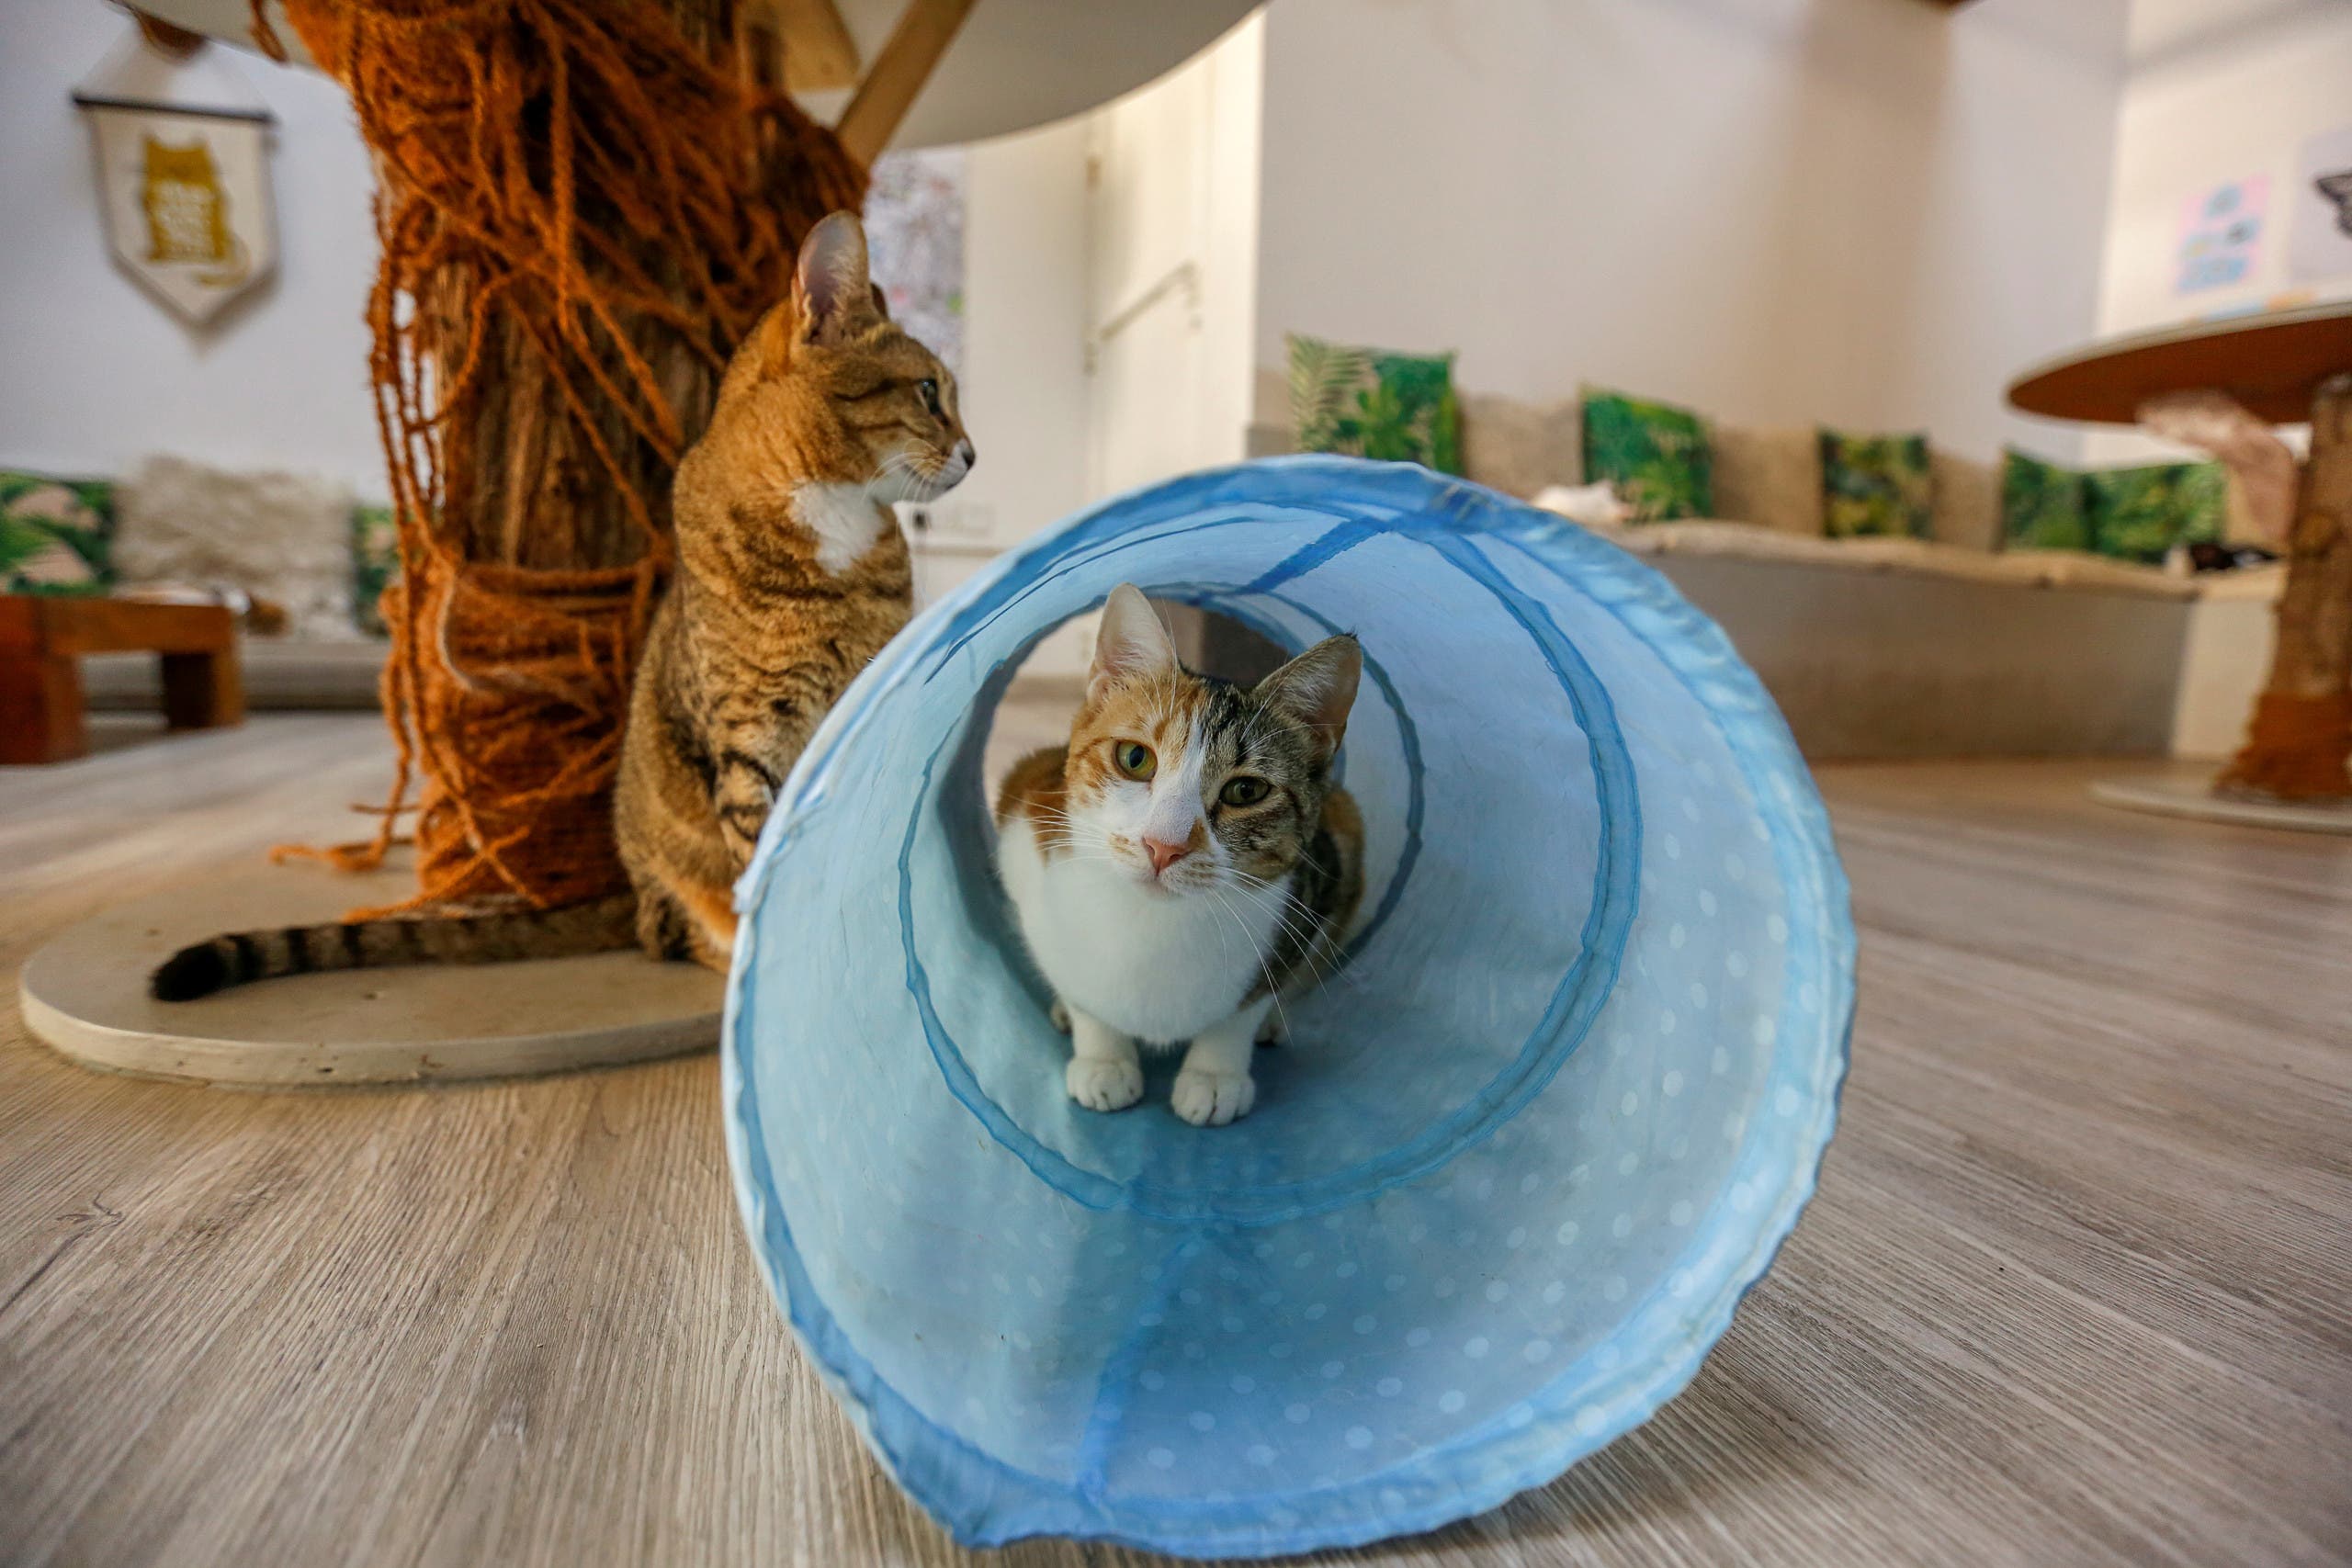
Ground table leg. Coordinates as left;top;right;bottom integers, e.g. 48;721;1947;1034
161;644;243;731
0;602;87;764
2219;374;2352;800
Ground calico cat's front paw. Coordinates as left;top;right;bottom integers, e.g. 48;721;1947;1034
1050;998;1071;1034
1172;1067;1256;1127
1068;1055;1144;1112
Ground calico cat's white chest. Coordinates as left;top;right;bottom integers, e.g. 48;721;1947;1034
997;814;1286;1046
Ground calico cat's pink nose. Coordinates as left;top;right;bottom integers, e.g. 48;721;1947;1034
1144;837;1189;874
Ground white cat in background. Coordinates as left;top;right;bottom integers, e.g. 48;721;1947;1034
1533;480;1634;529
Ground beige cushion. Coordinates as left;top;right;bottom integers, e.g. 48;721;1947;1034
1574;514;2199;599
1459;393;1580;497
1929;448;2002;553
1710;424;1821;537
117;455;360;640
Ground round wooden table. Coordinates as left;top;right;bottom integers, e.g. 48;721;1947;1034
130;0;1258;151
2009;299;2352;426
2008;300;2352;829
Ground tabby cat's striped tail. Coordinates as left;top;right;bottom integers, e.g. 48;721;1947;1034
148;896;638;1001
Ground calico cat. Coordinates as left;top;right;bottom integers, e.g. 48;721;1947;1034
994;586;1363;1127
151;211;970;999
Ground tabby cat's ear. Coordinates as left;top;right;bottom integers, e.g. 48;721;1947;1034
1254;635;1362;765
741;298;798;378
1090;584;1177;699
792;211;876;347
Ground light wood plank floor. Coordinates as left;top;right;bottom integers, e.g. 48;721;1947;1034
3;713;2347;1567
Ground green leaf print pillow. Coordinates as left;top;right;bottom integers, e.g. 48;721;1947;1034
1287;333;1463;475
352;503;400;637
1818;429;1932;539
1;470;116;596
2001;449;2090;552
1580;388;1712;522
2083;462;2225;565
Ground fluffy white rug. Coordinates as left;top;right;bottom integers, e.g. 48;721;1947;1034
117;455;359;640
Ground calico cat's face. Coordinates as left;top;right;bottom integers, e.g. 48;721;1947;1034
701;211;974;507
1060;585;1361;897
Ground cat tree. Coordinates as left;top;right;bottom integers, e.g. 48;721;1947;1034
2009;299;2352;829
23;0;1255;1084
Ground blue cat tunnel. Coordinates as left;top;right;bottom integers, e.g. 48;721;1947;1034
722;456;1854;1558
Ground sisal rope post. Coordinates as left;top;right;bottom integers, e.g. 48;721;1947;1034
266;0;868;914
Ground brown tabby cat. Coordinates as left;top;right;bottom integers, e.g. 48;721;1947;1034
151;211;970;999
614;210;971;965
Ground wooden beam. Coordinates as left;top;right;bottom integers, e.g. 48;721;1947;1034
833;0;975;166
130;8;208;59
777;0;861;92
739;0;862;95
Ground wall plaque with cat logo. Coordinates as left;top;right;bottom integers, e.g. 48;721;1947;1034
74;93;277;325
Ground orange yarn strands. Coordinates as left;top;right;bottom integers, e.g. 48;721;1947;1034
269;0;867;915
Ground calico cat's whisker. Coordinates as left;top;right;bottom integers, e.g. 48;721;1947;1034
1206;886;1294;1043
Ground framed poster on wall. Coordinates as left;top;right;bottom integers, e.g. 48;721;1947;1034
2175;176;2267;296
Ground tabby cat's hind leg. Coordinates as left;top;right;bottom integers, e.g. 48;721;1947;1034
639;890;733;974
635;889;695;963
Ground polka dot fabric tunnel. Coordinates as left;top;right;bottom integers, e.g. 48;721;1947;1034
722;457;1853;1557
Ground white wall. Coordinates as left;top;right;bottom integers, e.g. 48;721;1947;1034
2081;2;2350;473
1253;0;2132;463
2100;1;2352;336
908;118;1096;675
2107;1;2342;333
910;122;1092;558
1082;14;1265;496
0;0;385;492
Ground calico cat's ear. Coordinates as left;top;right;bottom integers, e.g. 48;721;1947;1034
791;211;877;346
1090;584;1178;699
1254;635;1362;765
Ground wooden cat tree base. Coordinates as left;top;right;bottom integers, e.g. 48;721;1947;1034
2087;774;2352;835
18;854;722;1088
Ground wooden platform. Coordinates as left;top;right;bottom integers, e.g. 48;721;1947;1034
18;857;722;1087
2;715;2347;1565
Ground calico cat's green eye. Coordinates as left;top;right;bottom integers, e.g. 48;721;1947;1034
1114;740;1156;780
918;378;942;414
1219;775;1271;807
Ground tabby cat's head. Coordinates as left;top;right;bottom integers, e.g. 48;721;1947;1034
694;210;973;510
1061;585;1361;897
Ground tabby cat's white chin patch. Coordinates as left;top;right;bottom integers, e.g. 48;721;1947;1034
792;481;893;575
